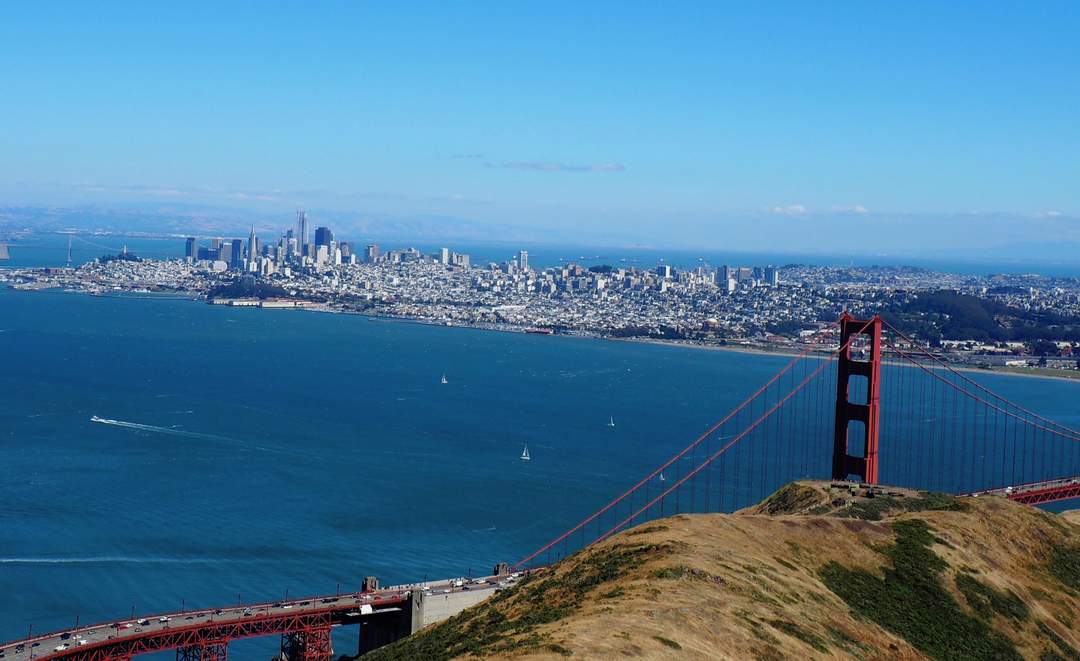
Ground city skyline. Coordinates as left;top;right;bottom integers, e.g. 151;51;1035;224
5;5;1080;654
2;3;1079;257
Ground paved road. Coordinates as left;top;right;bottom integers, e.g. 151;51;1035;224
974;476;1080;497
0;574;514;661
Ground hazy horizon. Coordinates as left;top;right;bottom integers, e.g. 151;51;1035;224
2;3;1079;259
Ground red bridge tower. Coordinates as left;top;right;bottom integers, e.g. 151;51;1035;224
832;314;882;483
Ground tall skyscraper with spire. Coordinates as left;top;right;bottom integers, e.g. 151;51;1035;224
296;210;309;258
247;226;258;270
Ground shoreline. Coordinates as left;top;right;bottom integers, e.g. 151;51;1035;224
612;336;1080;383
7;284;1080;385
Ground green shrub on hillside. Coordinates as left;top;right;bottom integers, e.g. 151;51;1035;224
820;519;1021;660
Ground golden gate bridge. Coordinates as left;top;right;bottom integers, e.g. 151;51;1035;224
6;314;1080;661
515;314;1080;568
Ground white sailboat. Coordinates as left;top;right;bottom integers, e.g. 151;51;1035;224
658;472;666;482
441;374;448;384
607;416;616;428
520;443;531;461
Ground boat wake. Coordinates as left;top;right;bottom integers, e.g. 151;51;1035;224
90;415;294;456
90;416;233;442
0;556;235;565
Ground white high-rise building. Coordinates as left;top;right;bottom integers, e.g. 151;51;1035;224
247;226;258;271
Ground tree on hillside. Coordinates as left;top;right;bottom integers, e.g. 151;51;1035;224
1030;339;1059;357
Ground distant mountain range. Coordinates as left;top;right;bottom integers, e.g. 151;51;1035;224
3;203;1080;271
0;204;548;244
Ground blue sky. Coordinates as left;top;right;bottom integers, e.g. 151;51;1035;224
1;2;1079;255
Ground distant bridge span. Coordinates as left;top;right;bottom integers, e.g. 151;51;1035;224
977;477;1080;506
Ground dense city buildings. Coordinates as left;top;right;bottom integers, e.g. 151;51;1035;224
5;218;1080;376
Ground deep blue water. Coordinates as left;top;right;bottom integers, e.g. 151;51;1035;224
0;288;790;649
1;286;1079;654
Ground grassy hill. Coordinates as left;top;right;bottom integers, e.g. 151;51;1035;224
363;482;1080;660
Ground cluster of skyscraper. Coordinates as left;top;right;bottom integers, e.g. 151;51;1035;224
184;211;361;275
713;265;780;292
183;211;482;277
182;212;775;296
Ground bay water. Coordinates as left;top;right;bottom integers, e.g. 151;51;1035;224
1;286;1078;654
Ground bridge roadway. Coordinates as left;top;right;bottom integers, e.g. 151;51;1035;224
0;574;510;661
975;476;1080;505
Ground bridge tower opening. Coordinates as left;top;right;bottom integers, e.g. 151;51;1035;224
832;313;882;484
280;626;333;661
177;641;228;661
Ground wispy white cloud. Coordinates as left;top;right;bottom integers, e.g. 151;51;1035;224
494;161;626;173
72;183;190;198
70;182;284;202
58;181;494;208
768;203;809;216
831;204;870;214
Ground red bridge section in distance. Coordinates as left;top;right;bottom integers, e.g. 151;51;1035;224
975;477;1080;506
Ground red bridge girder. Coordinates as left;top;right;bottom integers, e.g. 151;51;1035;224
280;627;333;661
37;605;381;661
1007;483;1080;505
177;640;227;661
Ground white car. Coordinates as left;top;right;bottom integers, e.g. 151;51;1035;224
54;644;69;652
158;617;170;623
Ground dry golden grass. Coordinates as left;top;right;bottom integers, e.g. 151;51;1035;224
365;482;1080;660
